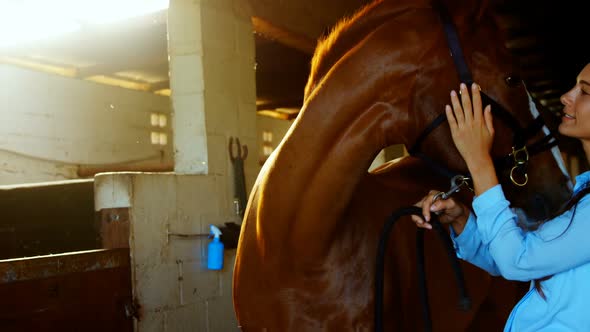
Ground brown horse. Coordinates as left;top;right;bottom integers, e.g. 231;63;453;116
234;0;572;331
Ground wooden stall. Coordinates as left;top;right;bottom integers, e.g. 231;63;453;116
0;180;133;331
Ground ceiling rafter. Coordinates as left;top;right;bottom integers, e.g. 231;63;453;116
149;80;170;92
251;16;316;55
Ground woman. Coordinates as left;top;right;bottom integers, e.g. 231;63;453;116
411;63;590;331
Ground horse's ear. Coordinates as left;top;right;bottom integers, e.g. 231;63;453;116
475;0;490;22
466;0;491;25
440;0;491;26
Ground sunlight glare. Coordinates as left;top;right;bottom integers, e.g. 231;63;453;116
0;0;169;47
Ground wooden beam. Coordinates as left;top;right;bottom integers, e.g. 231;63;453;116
0;249;129;281
251;16;317;55
77;162;173;177
76;58;167;78
0;56;77;77
84;75;152;91
77;62;141;78
98;208;130;249
257;110;291;120
149;80;170;91
77;63;115;78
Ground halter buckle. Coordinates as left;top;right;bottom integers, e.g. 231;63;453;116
509;146;529;186
510;146;529;165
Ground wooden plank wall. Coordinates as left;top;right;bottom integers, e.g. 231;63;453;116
0;179;134;330
0;249;133;331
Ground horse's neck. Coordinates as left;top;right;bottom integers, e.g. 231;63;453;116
252;0;489;264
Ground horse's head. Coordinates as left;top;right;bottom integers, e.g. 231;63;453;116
302;0;571;220
406;1;573;220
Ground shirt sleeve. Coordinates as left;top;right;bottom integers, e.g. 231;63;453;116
473;184;590;281
450;212;501;276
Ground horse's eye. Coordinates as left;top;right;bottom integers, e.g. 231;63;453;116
505;76;522;87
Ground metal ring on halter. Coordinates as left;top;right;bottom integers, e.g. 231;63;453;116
510;165;528;186
432;191;447;203
432;175;472;203
511;146;529;165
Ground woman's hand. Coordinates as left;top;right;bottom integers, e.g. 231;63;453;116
411;190;470;235
446;82;494;166
446;83;499;195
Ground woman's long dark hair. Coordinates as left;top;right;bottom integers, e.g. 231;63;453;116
532;184;590;298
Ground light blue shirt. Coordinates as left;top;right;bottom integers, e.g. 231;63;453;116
451;171;590;331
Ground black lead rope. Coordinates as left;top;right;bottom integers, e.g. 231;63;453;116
375;206;471;332
415;226;432;332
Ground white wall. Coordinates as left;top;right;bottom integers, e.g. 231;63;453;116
0;64;173;185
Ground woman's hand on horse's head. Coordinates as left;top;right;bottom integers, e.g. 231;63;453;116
412;190;470;231
446;83;495;170
446;83;500;195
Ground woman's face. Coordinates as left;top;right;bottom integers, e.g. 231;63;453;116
558;63;590;141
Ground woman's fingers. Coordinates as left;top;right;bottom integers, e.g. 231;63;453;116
411;215;432;230
421;190;440;222
413;190;439;230
450;83;487;128
471;83;482;123
460;83;473;122
413;190;465;229
484;105;494;135
430;199;452;214
445;105;457;133
450;90;464;125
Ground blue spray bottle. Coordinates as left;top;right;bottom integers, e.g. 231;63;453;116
207;225;224;270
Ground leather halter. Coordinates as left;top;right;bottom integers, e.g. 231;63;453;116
407;3;559;186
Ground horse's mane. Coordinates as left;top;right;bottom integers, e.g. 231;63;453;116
304;0;490;101
304;0;383;100
305;0;425;100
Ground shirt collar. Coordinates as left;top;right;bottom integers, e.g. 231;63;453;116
574;170;590;193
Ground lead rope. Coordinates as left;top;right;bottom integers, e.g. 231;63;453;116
375;182;472;332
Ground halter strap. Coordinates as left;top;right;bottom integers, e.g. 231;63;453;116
434;2;473;85
407;3;558;182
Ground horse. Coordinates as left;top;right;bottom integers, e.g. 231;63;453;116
234;0;572;330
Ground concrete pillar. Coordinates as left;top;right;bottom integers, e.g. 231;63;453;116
91;0;257;330
168;0;257;177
